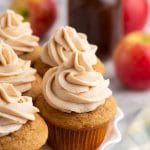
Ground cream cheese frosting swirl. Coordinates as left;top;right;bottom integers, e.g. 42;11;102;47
0;9;39;55
43;52;112;113
0;83;39;137
41;26;97;67
0;41;36;92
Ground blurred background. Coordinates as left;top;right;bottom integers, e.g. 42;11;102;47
0;0;150;149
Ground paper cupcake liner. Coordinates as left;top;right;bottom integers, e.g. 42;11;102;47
42;107;123;150
48;122;109;150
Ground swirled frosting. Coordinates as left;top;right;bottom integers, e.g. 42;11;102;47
41;26;97;67
0;9;39;55
0;83;39;137
43;52;112;113
0;41;36;92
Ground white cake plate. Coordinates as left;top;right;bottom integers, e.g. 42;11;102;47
97;107;124;150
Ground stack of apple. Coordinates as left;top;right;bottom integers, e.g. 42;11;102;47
11;0;57;37
114;0;150;90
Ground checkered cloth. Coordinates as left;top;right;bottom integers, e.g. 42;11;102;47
116;103;150;150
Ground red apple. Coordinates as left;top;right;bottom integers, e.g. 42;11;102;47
123;0;148;34
27;0;57;36
113;32;150;90
10;0;57;37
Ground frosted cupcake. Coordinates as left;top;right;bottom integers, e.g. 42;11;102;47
0;41;42;101
36;52;117;150
34;26;105;76
0;83;48;150
0;9;40;63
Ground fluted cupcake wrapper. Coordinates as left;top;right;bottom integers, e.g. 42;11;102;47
41;108;123;150
47;122;109;150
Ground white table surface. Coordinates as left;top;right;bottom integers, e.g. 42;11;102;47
0;0;150;150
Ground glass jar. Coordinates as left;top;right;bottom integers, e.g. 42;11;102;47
68;0;123;60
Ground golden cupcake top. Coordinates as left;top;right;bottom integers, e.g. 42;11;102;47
0;41;36;92
0;83;39;137
0;9;39;55
42;52;112;113
40;26;97;67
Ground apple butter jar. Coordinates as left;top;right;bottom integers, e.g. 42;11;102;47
68;0;122;60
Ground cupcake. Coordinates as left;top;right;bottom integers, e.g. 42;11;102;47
0;9;40;63
0;83;48;150
36;52;117;150
34;26;105;77
0;41;42;101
